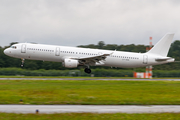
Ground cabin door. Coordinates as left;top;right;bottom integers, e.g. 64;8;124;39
143;55;148;64
55;47;60;56
21;44;26;53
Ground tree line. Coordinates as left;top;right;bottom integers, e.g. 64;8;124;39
0;40;180;70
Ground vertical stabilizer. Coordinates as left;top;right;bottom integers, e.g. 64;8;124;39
147;33;174;57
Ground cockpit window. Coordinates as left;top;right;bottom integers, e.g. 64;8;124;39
10;46;17;49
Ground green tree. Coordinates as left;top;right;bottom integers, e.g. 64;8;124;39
98;41;105;49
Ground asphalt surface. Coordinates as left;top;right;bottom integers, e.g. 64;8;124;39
0;105;180;114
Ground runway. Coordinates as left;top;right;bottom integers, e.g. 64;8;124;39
0;105;180;114
0;78;180;81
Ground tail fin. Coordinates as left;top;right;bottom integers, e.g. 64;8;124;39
147;33;174;57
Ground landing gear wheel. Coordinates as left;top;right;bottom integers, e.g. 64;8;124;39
84;68;91;74
21;58;25;67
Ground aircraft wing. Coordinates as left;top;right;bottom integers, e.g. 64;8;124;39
71;53;112;66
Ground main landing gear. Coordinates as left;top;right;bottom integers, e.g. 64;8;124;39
84;68;91;74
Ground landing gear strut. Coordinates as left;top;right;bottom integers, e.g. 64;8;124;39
21;58;25;67
84;68;91;74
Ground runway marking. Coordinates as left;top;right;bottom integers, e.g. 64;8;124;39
0;105;180;114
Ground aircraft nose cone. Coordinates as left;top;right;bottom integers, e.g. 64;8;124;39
4;49;8;55
4;48;11;56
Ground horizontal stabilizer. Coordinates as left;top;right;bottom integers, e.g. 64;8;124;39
155;57;174;61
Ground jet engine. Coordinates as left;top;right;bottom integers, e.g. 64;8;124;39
62;59;79;68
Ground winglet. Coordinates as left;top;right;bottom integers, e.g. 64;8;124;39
147;33;174;57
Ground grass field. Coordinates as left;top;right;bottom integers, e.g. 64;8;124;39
0;75;179;79
0;75;135;79
0;79;180;119
0;113;180;120
0;80;180;105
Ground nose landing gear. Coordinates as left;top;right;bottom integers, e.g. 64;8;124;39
84;68;91;74
21;58;25;67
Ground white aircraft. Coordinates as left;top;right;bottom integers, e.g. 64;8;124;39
4;33;175;74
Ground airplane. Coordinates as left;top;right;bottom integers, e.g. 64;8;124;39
4;33;175;74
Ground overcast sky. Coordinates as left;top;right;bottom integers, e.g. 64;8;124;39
1;0;180;47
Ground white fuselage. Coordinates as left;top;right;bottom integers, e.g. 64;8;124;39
4;43;174;68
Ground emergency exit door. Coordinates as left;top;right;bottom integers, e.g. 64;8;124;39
143;55;148;64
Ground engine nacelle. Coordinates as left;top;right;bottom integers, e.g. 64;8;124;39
62;59;79;68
